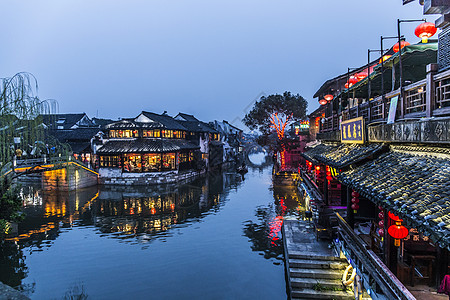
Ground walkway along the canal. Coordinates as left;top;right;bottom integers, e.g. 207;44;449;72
283;218;355;300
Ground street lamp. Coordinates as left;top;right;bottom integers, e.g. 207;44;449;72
397;18;426;119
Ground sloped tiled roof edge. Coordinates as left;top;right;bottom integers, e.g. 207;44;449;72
301;143;339;164
315;143;387;169
338;148;450;250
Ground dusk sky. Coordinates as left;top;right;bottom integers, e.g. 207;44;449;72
1;1;435;129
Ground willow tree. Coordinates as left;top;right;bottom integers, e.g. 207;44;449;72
243;91;308;140
0;73;58;236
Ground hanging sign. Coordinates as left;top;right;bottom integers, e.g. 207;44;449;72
341;117;364;144
387;96;399;124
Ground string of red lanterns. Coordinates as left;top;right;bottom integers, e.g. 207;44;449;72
351;190;359;213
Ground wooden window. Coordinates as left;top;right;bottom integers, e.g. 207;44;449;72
162;153;176;169
123;154;142;172
142;154;161;172
162;130;173;138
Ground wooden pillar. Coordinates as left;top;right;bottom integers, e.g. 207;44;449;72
436;247;449;288
340;181;347;207
323;168;329;206
346;187;354;228
426;63;438;118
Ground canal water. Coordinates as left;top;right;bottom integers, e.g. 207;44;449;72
1;164;304;299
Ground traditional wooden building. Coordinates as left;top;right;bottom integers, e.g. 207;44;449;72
97;111;203;185
300;8;450;299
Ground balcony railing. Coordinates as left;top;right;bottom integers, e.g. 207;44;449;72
319;68;450;134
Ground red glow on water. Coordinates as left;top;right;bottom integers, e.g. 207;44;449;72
268;197;288;245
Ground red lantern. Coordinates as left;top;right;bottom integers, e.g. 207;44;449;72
348;76;358;85
351;203;359;211
378;212;384;219
351;197;359;204
324;94;334;101
415;22;437;43
355;72;368;81
379;55;392;64
319;99;328;105
388;211;403;222
315;166;320;171
326;170;332;181
378;220;384;228
393;41;410;53
351;191;359;198
344;83;350;89
378;228;384;236
388;222;409;247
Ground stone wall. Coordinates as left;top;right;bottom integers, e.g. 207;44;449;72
368;119;450;143
42;165;98;191
99;168;204;185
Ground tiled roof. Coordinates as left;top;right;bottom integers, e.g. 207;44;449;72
338;146;450;250
39;113;95;130
50;128;103;141
301;143;339;164
97;138;199;154
176;120;217;133
316;143;386;169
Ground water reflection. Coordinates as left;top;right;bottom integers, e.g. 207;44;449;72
1;171;244;292
243;184;304;262
93;172;243;243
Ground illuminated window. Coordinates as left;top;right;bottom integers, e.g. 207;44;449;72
202;153;208;159
100;156;119;167
123;154;142;172
179;152;188;163
143;130;161;138
142;154;161;172
162;153;176;169
162;130;174;138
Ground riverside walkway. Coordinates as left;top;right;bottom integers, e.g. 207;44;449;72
282;218;354;300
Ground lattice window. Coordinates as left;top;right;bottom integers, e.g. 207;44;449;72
370;99;384;121
436;78;450;109
405;86;426;114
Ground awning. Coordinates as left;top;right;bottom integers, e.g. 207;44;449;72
338;145;450;250
315;143;387;169
97;138;199;154
340;42;437;98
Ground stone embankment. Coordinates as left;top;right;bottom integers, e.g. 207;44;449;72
283;218;354;300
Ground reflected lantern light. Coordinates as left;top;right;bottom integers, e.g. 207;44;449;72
319;99;328;105
415;22;437;43
393;41;410;53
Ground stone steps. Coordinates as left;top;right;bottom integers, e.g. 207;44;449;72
289;258;347;270
290;268;342;280
291;277;345;290
291;288;354;300
288;252;347;262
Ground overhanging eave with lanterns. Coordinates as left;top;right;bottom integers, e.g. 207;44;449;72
337;145;450;250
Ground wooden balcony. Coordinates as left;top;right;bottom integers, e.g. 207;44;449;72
317;68;450;143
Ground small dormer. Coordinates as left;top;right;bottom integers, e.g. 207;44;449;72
135;113;155;123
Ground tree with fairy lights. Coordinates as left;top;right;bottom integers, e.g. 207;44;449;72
243;91;307;141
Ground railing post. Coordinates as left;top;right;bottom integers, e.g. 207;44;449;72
426;63;438;117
